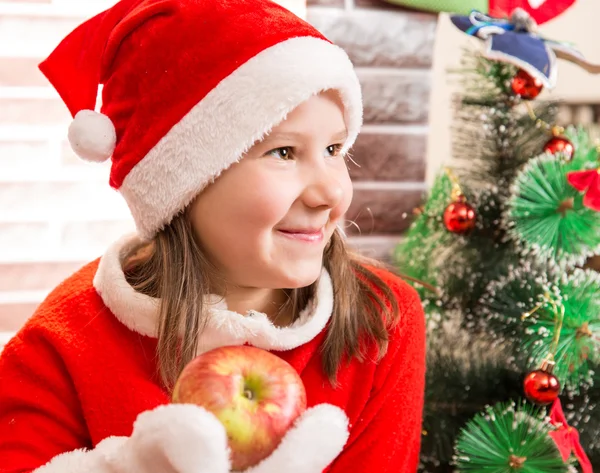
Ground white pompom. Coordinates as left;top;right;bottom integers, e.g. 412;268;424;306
68;109;116;163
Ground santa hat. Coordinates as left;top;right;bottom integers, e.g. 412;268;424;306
39;0;362;240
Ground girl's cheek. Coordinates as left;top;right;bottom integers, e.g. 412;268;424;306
255;176;301;205
240;184;299;226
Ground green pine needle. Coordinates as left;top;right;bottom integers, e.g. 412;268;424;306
563;370;600;462
451;51;558;188
480;265;600;391
506;128;600;267
524;269;600;390
454;402;567;473
394;171;454;319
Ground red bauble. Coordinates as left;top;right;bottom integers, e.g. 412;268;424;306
524;369;561;405
544;136;575;160
511;69;544;100
443;200;476;234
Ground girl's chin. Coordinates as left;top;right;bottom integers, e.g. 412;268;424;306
275;264;324;289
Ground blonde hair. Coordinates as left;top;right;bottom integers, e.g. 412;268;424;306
124;211;400;390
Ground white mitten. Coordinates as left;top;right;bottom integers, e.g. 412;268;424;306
35;404;231;473
35;403;347;473
242;404;350;473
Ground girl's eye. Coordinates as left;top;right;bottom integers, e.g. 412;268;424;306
266;144;343;160
326;143;343;157
267;147;293;160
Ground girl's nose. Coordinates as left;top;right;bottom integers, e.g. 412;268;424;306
301;167;345;210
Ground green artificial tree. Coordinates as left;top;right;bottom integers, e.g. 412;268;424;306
395;49;600;472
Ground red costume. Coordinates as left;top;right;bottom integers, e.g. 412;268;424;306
0;235;425;473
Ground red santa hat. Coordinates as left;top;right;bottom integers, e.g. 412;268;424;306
39;0;362;240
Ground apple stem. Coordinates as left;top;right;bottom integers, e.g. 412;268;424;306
244;389;254;400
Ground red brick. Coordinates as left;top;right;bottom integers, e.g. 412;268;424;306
307;0;344;5
0;98;70;126
354;0;428;9
346;188;423;234
0;303;40;332
0;57;46;87
307;8;436;68
0;262;86;292
360;72;431;124
348;132;426;181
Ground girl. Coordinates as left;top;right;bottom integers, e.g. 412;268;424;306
0;0;426;472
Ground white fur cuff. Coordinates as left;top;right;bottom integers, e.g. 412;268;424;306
33;436;126;473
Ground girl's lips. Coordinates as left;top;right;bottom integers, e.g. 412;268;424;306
277;228;324;242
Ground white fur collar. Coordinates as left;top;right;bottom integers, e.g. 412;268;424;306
93;234;333;352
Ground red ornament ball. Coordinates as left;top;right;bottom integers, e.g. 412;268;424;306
523;369;561;405
544;136;575;160
443;200;476;234
511;69;544;100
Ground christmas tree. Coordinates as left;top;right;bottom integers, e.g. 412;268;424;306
394;9;600;473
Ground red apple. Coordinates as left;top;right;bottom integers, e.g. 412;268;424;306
172;345;307;471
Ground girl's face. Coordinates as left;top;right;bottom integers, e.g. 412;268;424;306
189;90;353;289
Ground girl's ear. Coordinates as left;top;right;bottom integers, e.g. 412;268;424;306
123;242;156;272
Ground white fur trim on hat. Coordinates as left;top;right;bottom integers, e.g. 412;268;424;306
68;109;117;163
119;36;362;240
93;233;334;352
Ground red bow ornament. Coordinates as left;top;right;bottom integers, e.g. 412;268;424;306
548;398;593;473
567;168;600;211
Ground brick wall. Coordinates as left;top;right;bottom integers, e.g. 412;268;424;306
0;0;436;344
0;0;138;346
